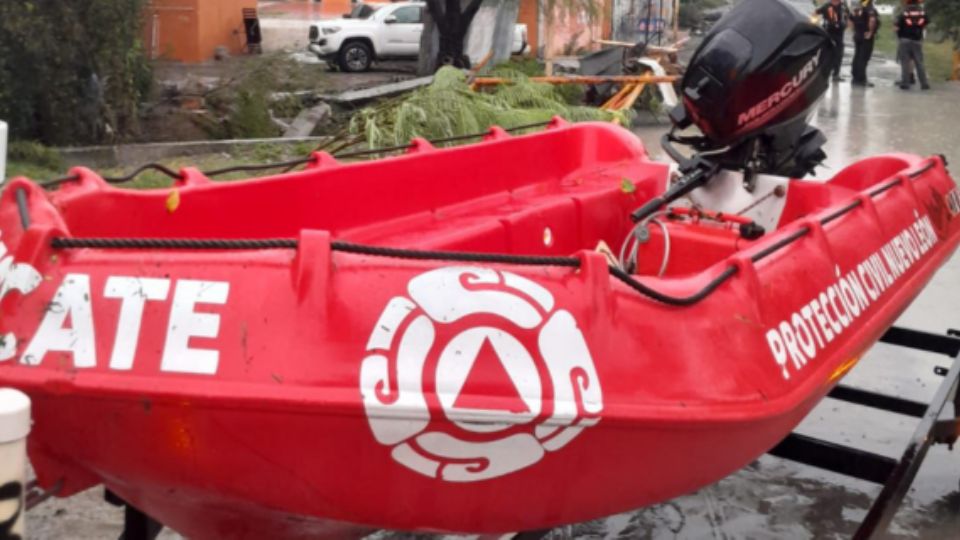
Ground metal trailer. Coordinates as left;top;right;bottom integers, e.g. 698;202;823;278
769;326;960;539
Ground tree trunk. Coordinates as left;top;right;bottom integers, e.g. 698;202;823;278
420;0;486;73
438;28;469;67
490;0;520;65
465;0;499;66
417;9;440;75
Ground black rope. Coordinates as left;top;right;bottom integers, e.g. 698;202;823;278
38;121;556;189
907;160;937;179
103;163;182;184
750;227;810;263
50;237;298;250
868;178;901;197
48;236;741;306
204;157;316;178
31;120;930;308
331;241;581;267
610;265;739;307
40;174;82;189
820;200;862;226
331;143;417;160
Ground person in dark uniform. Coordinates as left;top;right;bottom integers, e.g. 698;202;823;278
895;0;930;90
850;0;879;86
816;0;852;82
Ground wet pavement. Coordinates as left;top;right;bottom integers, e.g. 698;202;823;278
563;77;960;540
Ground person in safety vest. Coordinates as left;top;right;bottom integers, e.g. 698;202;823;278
895;0;930;90
816;0;852;82
850;0;879;87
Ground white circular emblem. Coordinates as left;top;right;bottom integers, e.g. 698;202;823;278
360;267;603;482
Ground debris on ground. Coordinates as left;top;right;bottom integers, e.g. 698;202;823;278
284;103;333;138
321;76;435;105
341;67;627;150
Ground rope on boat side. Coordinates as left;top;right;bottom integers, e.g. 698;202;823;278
47;236;740;307
330;241;582;267
42;155;940;307
50;238;299;250
37;121;554;189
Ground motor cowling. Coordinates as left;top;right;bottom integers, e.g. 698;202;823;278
674;0;834;148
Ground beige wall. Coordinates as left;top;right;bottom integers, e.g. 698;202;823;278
539;0;612;58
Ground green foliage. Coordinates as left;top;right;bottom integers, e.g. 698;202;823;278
926;0;960;50
348;67;626;149
8;141;65;172
489;58;546;78
201;54;318;140
0;0;152;145
228;89;279;139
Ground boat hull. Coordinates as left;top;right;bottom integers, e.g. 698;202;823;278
1;122;958;536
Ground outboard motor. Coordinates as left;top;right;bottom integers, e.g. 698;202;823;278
632;0;834;222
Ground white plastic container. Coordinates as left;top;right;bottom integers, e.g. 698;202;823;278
0;388;30;538
0;120;8;185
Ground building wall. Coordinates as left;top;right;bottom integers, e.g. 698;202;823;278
197;0;258;59
319;0;354;18
538;0;612;58
144;0;201;62
145;0;257;63
518;0;539;54
612;0;675;44
267;0;356;18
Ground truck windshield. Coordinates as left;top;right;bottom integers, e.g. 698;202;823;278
348;4;380;19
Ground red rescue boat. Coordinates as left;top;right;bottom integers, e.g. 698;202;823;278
2;1;959;536
0;119;958;538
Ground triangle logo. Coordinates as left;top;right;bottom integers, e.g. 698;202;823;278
452;337;530;414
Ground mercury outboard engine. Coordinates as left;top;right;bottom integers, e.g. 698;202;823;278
632;0;834;222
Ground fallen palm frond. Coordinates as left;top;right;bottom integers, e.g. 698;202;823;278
347;66;629;149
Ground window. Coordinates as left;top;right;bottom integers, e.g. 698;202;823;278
349;4;380;20
391;6;422;24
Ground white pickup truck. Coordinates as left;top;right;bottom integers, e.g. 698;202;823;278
308;1;528;72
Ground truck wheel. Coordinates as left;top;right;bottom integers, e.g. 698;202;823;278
338;41;372;72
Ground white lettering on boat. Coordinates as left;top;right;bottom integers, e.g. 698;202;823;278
0;235;42;362
737;49;823;130
105;277;171;370
947;187;960;216
765;214;939;380
22;275;229;375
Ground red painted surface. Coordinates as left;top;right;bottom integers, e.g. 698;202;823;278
1;120;959;537
259;0;353;19
144;0;257;62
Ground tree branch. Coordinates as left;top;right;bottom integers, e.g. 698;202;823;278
461;0;486;29
425;0;445;28
445;0;460;26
